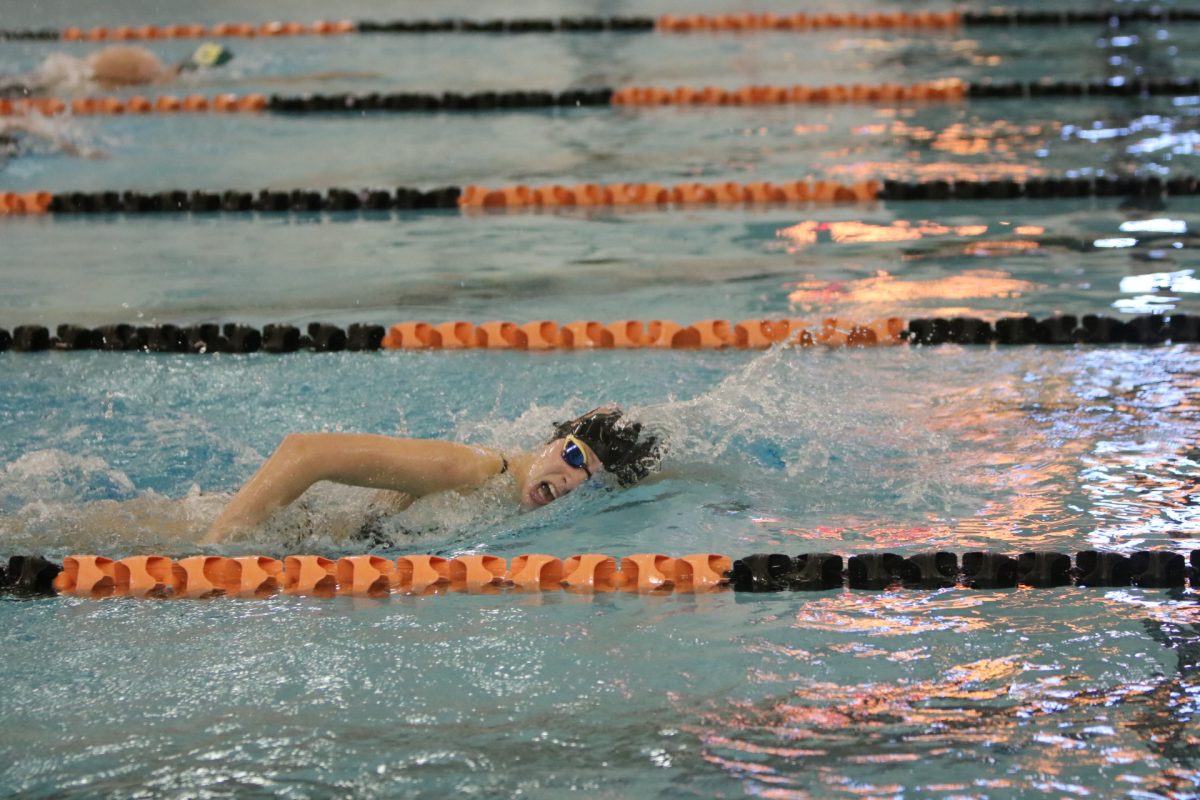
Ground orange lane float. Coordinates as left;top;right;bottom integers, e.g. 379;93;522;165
619;554;677;592
53;555;117;598
173;555;242;598
0;192;53;215
561;554;622;593
380;321;437;349
458;179;881;211
675;554;733;592
396;555;453;594
48;553;733;598
233;556;284;597
380;318;905;351
430;321;474;349
610;80;964;106
336;556;396;597
283;555;337;597
474;321;528;349
113;556;175;597
559;320;615;348
448;555;508;593
508;554;565;591
44;14;958;41
59;20;354;41
0;80;961;119
0;93;268;118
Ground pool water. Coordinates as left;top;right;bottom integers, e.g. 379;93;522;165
3;1;1200;797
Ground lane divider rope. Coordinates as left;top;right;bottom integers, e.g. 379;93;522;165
2;549;1195;599
2;174;1196;218
1;315;1195;354
5;77;1196;114
4;77;1195;113
0;81;965;115
2;9;1196;41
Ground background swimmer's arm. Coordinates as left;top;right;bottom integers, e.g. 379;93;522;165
203;434;504;543
1;118;108;158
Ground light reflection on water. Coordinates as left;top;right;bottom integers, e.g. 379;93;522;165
3;586;1198;798
770;210;1200;318
692;591;1200;798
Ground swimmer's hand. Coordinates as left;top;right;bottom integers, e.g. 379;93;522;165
203;434;506;544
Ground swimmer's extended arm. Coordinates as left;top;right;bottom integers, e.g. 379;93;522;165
0;118;107;159
203;434;504;543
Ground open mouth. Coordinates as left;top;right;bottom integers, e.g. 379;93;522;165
531;480;558;506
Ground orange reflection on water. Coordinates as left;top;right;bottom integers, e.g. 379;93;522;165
930;121;1051;157
779;524;848;541
775;219;992;251
692;647;1194;793
858;524;952;548
778;220;920;247
964;239;1042;256
829;159;1044;183
786;269;1035;310
919;380;1095;549
885;119;1054;155
791;591;994;637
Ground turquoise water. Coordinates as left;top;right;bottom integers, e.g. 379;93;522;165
3;1;1200;797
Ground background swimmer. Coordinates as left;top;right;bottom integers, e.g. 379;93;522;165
0;116;107;164
203;406;662;544
1;41;381;98
0;42;234;97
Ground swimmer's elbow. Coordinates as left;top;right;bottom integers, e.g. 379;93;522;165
279;432;310;449
278;432;322;458
273;433;351;485
279;432;328;466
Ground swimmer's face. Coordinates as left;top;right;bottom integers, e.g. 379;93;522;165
519;437;603;509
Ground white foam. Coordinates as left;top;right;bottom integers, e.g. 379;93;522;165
1;448;135;506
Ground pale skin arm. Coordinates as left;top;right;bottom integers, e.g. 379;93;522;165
203;433;505;543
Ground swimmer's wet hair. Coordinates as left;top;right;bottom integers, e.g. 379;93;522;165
550;405;662;487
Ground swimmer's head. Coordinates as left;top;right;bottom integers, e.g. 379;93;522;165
178;42;234;72
549;405;662;487
518;405;661;509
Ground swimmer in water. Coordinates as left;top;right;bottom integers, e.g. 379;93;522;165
0;42;235;97
0;116;107;164
202;405;661;544
1;41;382;98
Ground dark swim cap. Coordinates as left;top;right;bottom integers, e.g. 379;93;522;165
550;406;662;486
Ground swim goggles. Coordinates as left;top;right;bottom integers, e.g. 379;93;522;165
561;435;592;478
